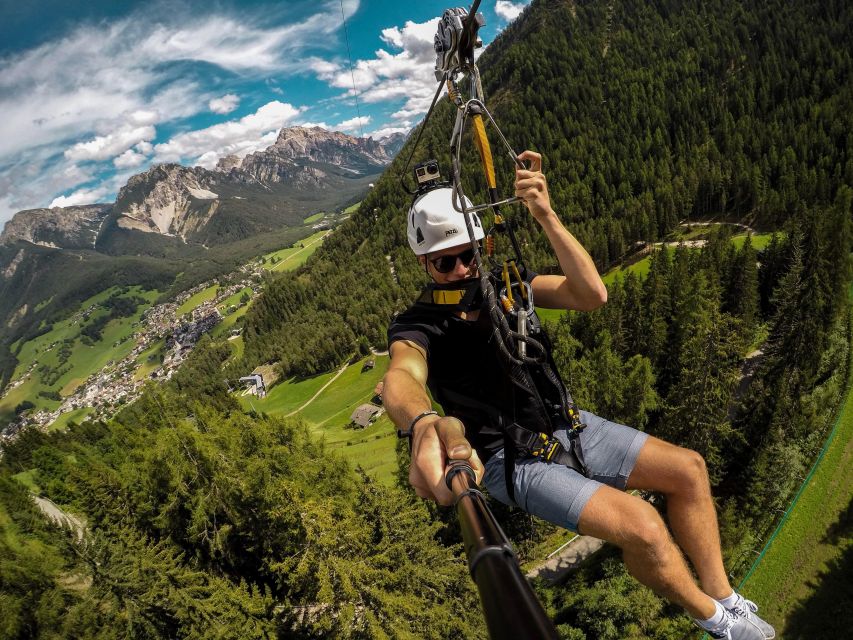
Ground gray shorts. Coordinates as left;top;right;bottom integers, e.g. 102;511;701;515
482;411;648;532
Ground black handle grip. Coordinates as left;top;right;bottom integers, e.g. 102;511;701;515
444;458;560;639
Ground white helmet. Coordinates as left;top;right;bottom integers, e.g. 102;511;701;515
407;187;484;255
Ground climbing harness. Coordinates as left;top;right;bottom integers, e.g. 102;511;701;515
403;1;589;502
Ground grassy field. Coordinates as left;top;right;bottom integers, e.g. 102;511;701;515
239;369;337;415
303;212;324;224
175;284;218;317
262;230;328;273
226;335;245;361
210;288;253;339
238;355;396;483
11;288;122;380
602;254;653;286
0;287;159;423
601;231;774;290
217;287;253;312
732;233;774;251
47;407;95;432
212;305;250;339
739;305;853;637
10;469;41;495
132;338;167;381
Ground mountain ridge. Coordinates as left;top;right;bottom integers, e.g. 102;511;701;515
1;126;401;249
0;204;112;250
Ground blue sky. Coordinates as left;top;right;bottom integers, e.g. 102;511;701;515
0;0;531;226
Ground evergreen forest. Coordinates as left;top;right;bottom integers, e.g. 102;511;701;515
2;0;852;638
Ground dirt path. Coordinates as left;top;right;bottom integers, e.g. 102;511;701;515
526;534;606;583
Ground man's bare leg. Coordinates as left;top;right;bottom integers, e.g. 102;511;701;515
626;436;732;599
577;484;717;619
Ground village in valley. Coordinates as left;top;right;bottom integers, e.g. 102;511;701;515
1;256;269;443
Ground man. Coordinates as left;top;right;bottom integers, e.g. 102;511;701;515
382;150;775;639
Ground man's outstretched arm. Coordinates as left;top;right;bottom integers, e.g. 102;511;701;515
383;340;484;505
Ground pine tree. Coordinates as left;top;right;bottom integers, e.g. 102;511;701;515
659;276;744;482
724;233;760;333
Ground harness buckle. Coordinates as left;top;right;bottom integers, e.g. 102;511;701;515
529;433;561;461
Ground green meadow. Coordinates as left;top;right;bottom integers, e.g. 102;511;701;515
10;469;41;495
210;288;253;340
533;231;773;327
48;407;95;432
732;232;774;250
132;338;167;382
603;231;774;288
262;229;328;273
175;284;219;317
217;287;253;312
239;355;396;483
226;335;245;361
11;287;122;380
740;299;853;637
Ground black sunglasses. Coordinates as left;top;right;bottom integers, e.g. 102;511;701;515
429;247;477;273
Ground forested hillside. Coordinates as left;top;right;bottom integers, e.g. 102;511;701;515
1;1;852;638
237;0;852;378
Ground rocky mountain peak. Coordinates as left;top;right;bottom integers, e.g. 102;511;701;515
113;164;220;239
0;204;112;249
269;126;392;166
377;132;407;157
215;154;241;173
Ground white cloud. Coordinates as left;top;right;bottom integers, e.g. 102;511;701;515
113;149;148;169
153;101;303;167
336;115;371;132
49;185;111;208
128;110;160;126
136;9;350;73
64;125;156;162
209;94;240;115
314;17;441;129
0;3;364;220
0;151;98;225
307;57;340;76
495;1;530;22
368;124;411;140
297;120;332;131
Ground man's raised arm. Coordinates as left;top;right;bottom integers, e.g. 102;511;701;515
515;150;608;312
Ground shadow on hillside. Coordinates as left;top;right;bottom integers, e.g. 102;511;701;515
783;495;853;639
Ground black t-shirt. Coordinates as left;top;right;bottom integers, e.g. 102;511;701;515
387;269;544;460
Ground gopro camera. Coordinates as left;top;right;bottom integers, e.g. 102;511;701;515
414;159;441;189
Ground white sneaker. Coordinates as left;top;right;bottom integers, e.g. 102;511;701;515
725;593;776;639
699;609;766;640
